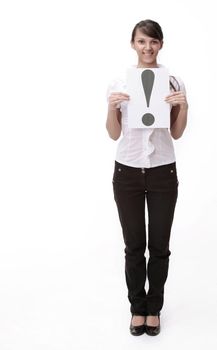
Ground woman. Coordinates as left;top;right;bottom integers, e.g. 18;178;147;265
106;19;188;336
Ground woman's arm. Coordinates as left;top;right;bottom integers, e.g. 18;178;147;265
170;104;188;139
106;107;122;140
165;91;188;140
106;92;129;140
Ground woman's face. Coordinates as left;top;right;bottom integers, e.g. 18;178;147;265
131;29;163;68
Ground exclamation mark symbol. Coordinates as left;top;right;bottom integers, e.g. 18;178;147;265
141;70;155;126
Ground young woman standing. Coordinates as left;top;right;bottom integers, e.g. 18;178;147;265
106;20;188;336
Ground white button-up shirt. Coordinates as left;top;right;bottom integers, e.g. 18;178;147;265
106;65;186;168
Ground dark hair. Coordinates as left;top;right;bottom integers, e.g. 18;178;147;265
131;19;163;43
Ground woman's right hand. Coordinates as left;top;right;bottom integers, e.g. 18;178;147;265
108;92;130;111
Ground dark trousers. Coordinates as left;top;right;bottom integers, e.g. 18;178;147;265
112;160;178;316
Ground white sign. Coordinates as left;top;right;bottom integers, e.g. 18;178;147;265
126;67;170;128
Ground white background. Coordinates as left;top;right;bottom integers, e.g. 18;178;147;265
0;0;217;348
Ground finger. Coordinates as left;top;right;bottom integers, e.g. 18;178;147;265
165;91;184;98
110;96;130;102
111;92;130;97
169;91;183;96
165;96;185;102
110;99;125;105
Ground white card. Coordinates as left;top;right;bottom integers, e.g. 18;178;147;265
126;67;170;128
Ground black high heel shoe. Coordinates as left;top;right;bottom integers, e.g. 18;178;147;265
145;315;160;336
129;315;146;336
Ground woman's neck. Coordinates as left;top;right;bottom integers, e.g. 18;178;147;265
137;62;159;68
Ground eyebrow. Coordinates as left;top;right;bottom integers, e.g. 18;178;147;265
136;37;159;40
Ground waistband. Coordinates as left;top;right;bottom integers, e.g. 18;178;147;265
115;160;176;171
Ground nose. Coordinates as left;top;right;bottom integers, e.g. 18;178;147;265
144;42;151;50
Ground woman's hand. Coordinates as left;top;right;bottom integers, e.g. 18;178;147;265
165;91;188;110
108;92;130;111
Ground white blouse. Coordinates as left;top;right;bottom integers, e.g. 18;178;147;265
106;65;186;168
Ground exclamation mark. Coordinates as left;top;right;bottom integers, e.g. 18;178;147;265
141;70;155;126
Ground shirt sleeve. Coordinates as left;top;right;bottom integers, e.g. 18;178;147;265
175;76;186;94
106;77;125;109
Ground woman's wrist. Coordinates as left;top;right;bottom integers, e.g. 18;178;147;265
108;106;118;112
180;103;188;111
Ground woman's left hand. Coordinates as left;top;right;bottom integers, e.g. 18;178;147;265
165;91;188;110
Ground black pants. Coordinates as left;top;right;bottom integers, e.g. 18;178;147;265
112;160;178;316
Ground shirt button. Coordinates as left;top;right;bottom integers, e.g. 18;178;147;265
141;168;145;174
